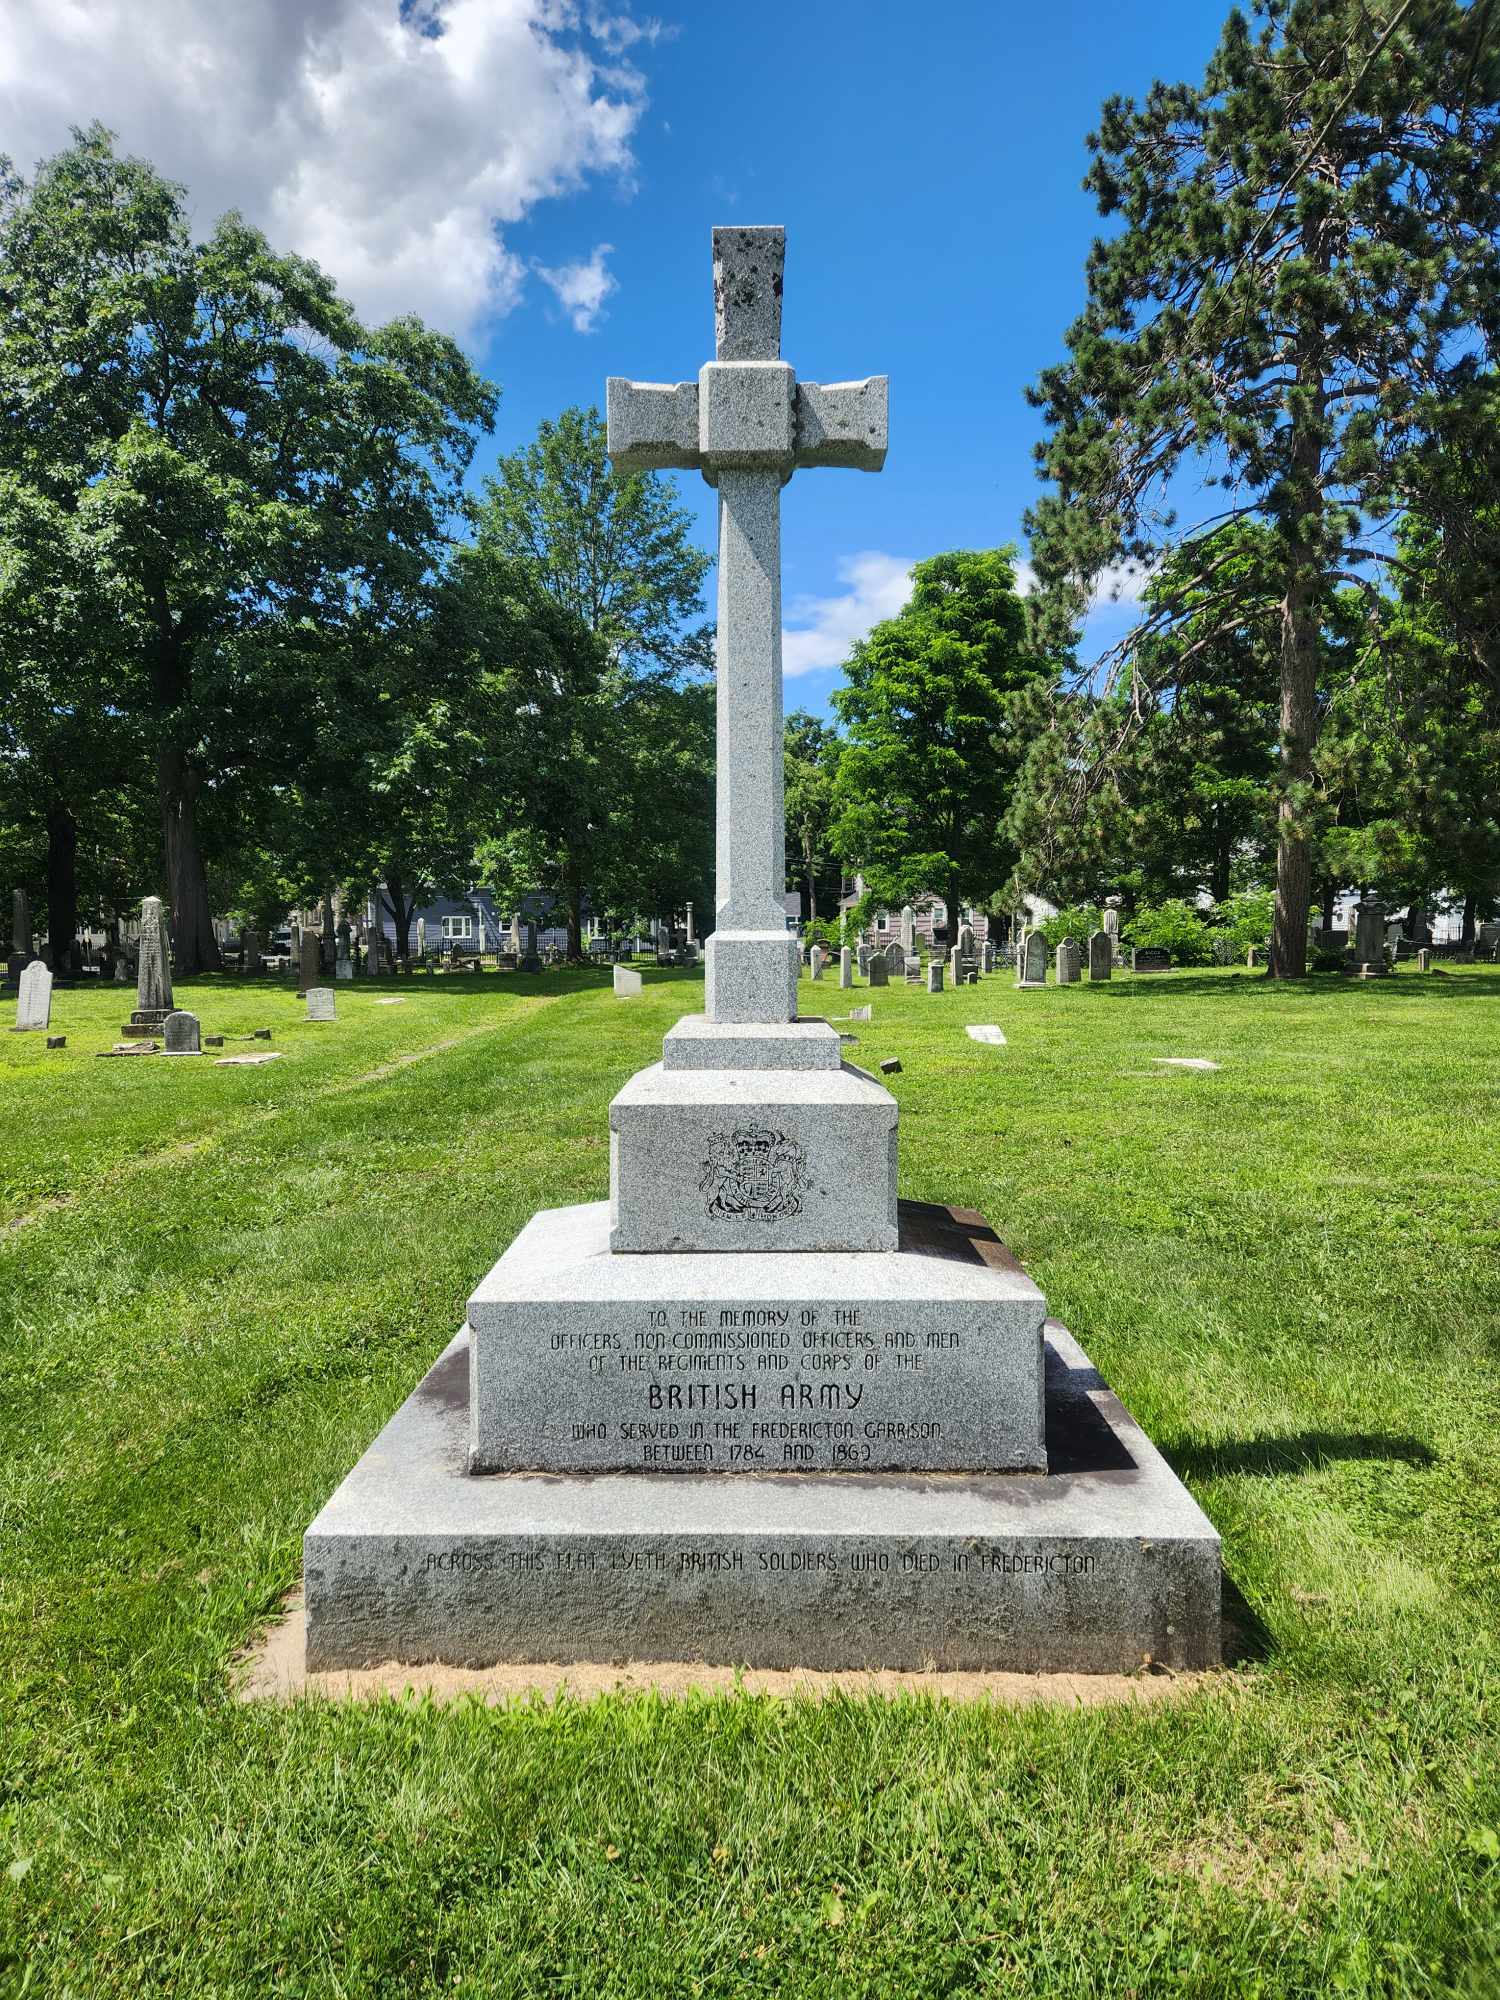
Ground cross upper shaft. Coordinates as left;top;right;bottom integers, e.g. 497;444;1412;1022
606;226;887;480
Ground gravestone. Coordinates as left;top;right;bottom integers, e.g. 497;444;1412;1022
520;921;542;974
926;960;944;993
884;939;904;976
1087;931;1111;981
1056;936;1081;985
1016;932;1047;988
1345;901;1389;979
122;896;174;1037
613;965;642;997
1246;946;1260;969
12;959;51;1031
904;955;922;984
242;926;262;974
868;954;889;987
298;931;322;994
900;904;916;954
1102;907;1120;938
808;944;824;980
1131;948;1171;974
365;897;383;977
856;944;871;976
957;922;975;961
981;941;996;973
1417;947;1431;972
949;945;964;987
306;987;335;1022
414;917;426;958
113;958;129;984
304;224;1219;1682
162;1010;201;1054
838;946;852;989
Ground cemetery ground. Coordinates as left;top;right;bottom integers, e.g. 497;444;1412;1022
3;964;1499;1999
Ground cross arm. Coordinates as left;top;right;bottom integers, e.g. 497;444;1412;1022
606;377;701;473
794;377;888;471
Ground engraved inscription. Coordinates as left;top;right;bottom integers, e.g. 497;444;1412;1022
700;1125;810;1221
418;1543;1100;1582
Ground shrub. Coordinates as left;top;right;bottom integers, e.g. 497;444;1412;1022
1034;905;1104;949
1122;898;1214;966
1213;890;1275;957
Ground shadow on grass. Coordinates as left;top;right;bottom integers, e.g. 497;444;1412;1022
1065;969;1500;1003
169;966;707;1005
1168;1431;1436;1480
1221;1569;1274;1665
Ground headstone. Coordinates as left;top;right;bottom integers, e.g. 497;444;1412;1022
957;922;976;961
509;912;524;957
884;939;904;975
967;1025;1006;1045
1131;948;1172;974
808;944;824;980
1087;932;1111;981
926;961;944;993
11;959;51;1031
338;918;353;961
868;954;889;987
1246;946;1260;969
1102;907;1121;938
1055;936;1081;985
137;896;173;1012
949;945;964;987
900;904;916;954
838;947;852;988
113;958;129;984
613;965;642;997
521;921;542;973
302;222;1220;1686
365;897;383;977
298;931;322;993
306;987;335;1022
848;1004;873;1022
242;926;262;974
904;955;922;984
1417;947;1431;972
685;902;696;947
1346;901;1389;979
1016;932;1047;987
981;942;996;973
856;944;871;977
162;1010;201;1054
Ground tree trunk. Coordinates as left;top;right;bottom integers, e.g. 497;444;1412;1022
385;865;413;960
566;868;584;962
1462;893;1477;946
160;749;221;974
1320;881;1336;932
804;835;818;925
1210;808;1231;906
45;796;79;977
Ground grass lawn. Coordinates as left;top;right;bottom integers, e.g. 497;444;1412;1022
3;961;1499;1997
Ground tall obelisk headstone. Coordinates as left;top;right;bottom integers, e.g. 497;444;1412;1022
122;896;174;1037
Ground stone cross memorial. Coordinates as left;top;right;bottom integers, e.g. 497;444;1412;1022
302;227;1219;1684
122;897;174;1037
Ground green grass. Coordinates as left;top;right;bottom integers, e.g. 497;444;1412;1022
3;961;1499;1997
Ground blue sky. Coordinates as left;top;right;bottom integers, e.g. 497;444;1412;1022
2;0;1233;715
472;0;1230;714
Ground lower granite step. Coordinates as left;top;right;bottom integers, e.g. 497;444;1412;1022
303;1320;1221;1676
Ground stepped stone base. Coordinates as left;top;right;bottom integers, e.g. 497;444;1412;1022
303;1302;1221;1676
468;1199;1047;1474
121;1008;173;1038
609;1062;898;1254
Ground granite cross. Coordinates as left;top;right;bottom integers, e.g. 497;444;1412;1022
607;226;886;1025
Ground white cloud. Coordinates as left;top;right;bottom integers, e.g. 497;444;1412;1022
782;551;915;678
535;241;616;332
0;0;652;340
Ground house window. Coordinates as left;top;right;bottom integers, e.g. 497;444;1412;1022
442;915;474;940
876;911;889;931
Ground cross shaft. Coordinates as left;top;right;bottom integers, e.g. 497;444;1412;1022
607;227;887;1025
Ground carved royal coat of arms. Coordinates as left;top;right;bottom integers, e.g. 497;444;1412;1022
699;1124;810;1221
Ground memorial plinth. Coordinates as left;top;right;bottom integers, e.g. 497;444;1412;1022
301;225;1220;1682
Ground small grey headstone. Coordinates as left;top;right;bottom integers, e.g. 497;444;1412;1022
1017;932;1047;987
879;1057;902;1075
1131;948;1171;974
163;1010;201;1054
253;1028;273;1040
967;1025;1006;1045
1417;948;1431;972
1153;1057;1220;1072
46;1034;65;1050
113;958;129;984
926;962;944;993
868;957;888;987
614;965;642;997
205;1035;224;1048
1056;936;1081;985
336;958;353;980
1087;932;1111;981
838;947;852;989
849;1004;872;1022
808;945;824;981
306;987;335;1022
12;959;52;1031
